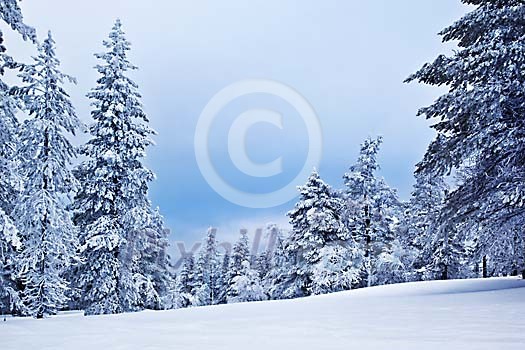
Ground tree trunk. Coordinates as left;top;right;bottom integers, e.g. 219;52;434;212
482;256;487;278
522;269;525;280
363;200;372;288
37;129;50;320
441;265;448;280
364;203;371;258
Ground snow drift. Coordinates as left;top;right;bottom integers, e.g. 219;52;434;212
3;277;525;350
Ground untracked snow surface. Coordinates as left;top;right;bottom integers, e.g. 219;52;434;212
3;277;525;350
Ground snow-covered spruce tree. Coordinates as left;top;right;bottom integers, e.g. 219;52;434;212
0;75;19;219
192;228;220;306
227;260;266;304
406;0;525;278
228;229;251;278
466;203;525;278
226;229;252;301
275;170;360;298
12;32;80;318
0;0;36;315
254;250;271;281
265;227;290;299
485;219;524;277
342;137;402;287
310;242;363;295
454;164;525;279
406;172;449;280
0;0;36;216
427;221;465;280
215;251;230;304
255;223;281;282
407;173;448;253
137;208;173;310
368;182;407;287
73;19;166;315
171;255;195;309
0;208;20;314
0;78;21;315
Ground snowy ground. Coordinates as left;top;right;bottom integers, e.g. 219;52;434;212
3;277;525;350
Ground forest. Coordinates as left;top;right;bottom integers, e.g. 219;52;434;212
0;0;524;319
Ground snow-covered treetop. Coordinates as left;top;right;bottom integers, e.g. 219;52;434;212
84;19;155;163
343;136;383;200
14;32;80;193
17;31;78;134
288;169;348;245
97;19;137;75
293;169;343;220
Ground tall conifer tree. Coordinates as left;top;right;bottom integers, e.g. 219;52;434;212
13;32;80;318
74;19;167;315
407;0;525;278
0;0;36;315
343;137;400;287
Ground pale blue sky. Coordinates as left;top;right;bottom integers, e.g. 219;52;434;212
5;1;471;251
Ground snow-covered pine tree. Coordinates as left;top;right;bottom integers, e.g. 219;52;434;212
254;224;281;282
0;0;36;219
0;82;19;218
406;172;449;280
215;251;230;304
343;137;401;287
0;208;20;314
482;219;524;277
465;198;525;279
369;179;406;286
171;255;195;309
254;250;271;281
73;19;165;315
407;173;448;253
226;229;252;301
226;260;266;304
192;228;220;306
343;137;382;287
406;0;525;278
12;32;80;318
265;227;290;299
427;221;465;280
0;76;21;316
137;208;173;310
0;0;36;315
228;229;251;279
310;242;362;295
276;169;358;298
